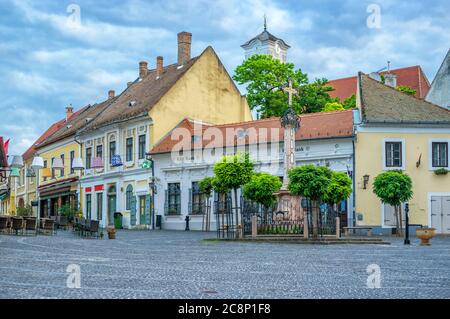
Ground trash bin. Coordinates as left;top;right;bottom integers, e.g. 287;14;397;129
114;212;123;229
156;215;162;230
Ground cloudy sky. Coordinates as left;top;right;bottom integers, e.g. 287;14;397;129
1;0;449;155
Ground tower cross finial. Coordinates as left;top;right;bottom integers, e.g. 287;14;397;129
264;14;267;31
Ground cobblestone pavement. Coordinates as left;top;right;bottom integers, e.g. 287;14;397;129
0;230;449;299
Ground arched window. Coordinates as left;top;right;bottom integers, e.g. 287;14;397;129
126;185;133;210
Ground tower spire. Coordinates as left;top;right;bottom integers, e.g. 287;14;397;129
264;14;267;31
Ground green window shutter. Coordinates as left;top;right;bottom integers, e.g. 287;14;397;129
145;195;151;225
130;196;137;226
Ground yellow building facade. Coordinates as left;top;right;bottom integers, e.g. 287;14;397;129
354;73;450;234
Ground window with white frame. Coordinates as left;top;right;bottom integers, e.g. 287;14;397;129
383;139;405;170
385;142;402;168
432;142;448;168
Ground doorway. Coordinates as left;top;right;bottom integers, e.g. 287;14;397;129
431;196;450;234
107;185;117;226
139;195;146;225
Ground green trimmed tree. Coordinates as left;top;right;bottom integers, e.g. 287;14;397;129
243;172;282;221
372;171;413;236
213;153;254;228
288;165;332;237
199;177;215;231
233;55;337;117
324;171;352;212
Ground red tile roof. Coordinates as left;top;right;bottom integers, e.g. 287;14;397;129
22;108;85;160
328;65;431;101
150;110;354;154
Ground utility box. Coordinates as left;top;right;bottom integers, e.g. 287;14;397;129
114;212;123;229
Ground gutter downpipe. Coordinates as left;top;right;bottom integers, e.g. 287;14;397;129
74;135;83;215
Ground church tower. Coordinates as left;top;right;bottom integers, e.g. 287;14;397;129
241;17;290;63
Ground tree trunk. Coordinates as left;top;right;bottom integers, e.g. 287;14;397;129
312;200;319;238
394;205;401;236
220;193;225;238
398;204;404;236
234;188;239;232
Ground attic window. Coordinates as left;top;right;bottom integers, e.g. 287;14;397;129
177;65;184;70
85;118;93;123
67;124;72;129
128;100;137;107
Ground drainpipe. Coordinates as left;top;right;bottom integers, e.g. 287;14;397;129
352;140;356;227
74;135;83;213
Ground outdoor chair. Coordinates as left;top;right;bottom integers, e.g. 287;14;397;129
86;220;99;238
11;217;25;235
58;216;68;230
24;217;37;236
0;216;10;234
82;219;91;237
41;219;55;236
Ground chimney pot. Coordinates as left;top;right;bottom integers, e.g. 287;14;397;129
156;56;164;77
65;105;74;122
139;61;148;79
177;31;192;65
108;90;115;99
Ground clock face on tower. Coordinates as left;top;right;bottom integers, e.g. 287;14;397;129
275;41;281;55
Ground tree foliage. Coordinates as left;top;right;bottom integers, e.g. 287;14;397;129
322;102;345;112
323;171;352;205
288;165;332;201
213;153;254;192
243;172;282;208
198;177;214;197
396;85;416;96
372;171;413;206
233;55;337;117
342;94;356;109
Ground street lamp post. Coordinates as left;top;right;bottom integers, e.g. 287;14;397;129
404;203;410;245
145;153;156;230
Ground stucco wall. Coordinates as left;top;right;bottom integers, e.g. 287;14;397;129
355;131;450;227
149;47;252;146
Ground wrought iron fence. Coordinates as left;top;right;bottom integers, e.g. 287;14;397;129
214;195;235;239
241;197;305;236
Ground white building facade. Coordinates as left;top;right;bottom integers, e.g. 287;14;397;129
151;112;355;231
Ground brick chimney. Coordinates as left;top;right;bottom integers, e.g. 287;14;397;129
156;56;164;77
108;90;115;99
139;61;148;79
177;32;192;65
65;105;74;122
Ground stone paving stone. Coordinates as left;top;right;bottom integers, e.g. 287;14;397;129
0;230;449;299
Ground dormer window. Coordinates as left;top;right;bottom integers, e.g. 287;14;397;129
128;101;137;107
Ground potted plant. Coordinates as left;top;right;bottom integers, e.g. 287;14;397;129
434;168;449;175
416;227;436;246
107;225;116;239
